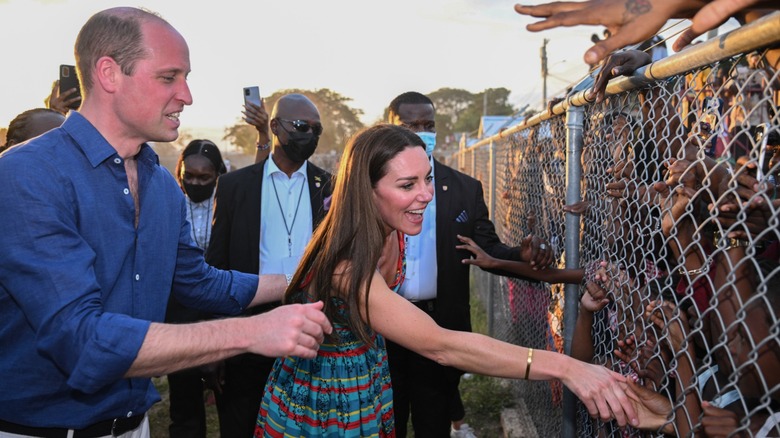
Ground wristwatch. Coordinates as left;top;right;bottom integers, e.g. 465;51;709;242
256;141;270;151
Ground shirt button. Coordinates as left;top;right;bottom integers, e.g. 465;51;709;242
114;158;122;164
127;411;133;417
123;188;130;195
135;274;140;281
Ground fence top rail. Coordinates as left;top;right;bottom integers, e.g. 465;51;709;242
458;11;780;154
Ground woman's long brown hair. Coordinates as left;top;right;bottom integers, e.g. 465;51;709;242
285;124;425;347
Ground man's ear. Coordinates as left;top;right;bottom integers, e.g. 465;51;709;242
269;118;278;136
93;56;121;93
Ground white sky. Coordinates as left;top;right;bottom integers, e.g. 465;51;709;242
0;0;722;136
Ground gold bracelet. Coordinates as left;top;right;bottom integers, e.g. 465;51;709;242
676;265;708;276
524;348;534;380
713;230;750;251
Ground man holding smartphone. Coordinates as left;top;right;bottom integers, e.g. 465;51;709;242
206;93;333;438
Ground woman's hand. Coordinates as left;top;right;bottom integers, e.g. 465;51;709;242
562;359;639;427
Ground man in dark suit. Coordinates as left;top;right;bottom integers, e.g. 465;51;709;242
206;93;333;438
386;91;553;437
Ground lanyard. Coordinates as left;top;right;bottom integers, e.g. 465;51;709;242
188;197;211;250
271;174;306;257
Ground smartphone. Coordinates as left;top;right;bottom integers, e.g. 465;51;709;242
243;86;261;107
59;64;81;110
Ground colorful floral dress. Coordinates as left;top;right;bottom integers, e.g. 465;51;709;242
255;232;405;437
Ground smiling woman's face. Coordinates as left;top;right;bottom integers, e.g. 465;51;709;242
372;146;433;236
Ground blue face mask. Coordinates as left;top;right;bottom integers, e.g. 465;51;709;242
417;131;436;156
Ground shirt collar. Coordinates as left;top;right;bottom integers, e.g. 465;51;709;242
61;112;159;168
265;153;308;180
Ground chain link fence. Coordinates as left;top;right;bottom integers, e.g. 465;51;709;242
446;12;780;437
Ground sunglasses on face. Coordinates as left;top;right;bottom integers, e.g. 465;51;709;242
276;118;323;136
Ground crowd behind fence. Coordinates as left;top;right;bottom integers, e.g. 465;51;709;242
445;12;780;437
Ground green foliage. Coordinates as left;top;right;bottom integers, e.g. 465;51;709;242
223;88;365;155
427;87;516;149
222;122;257;155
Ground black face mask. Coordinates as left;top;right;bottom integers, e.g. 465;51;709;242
183;181;215;203
280;130;319;163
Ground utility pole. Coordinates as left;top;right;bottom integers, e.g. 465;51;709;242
541;38;549;108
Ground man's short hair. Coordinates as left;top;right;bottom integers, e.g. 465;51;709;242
388;92;435;117
75;8;164;91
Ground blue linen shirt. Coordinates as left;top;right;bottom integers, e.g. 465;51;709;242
0;113;258;428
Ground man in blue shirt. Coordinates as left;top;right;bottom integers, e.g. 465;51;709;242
0;7;331;437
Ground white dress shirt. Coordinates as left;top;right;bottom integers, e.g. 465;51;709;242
398;156;438;300
185;194;214;251
259;155;313;275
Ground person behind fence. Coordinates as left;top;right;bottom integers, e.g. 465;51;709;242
0;7;332;438
206;93;333;438
726;50;775;160
616;157;780;436
0;108;65;154
588;49;779;434
164;139;228;438
253;123;639;437
386;91;554;438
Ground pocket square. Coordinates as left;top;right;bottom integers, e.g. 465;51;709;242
455;210;468;223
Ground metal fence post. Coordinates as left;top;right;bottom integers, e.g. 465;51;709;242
562;105;584;438
487;140;497;335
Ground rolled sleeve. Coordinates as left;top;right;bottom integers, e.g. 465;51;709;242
66;314;150;393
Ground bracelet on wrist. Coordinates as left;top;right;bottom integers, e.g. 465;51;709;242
523;348;534;380
256;141;270;151
713;230;750;251
677;265;708;276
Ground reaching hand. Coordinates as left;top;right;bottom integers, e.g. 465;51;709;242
248;301;332;359
514;0;696;65
563;200;590;214
645;299;690;354
673;0;765;51
700;401;743;437
624;379;675;432
456;234;498;269
519;234;554;270
581;273;611;312
711;162;779;239
590;50;652;103
563;359;639;427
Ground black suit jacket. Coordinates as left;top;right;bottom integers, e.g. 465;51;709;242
431;159;520;333
205;158;332;304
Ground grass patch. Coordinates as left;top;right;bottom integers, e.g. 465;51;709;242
457;290;516;437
